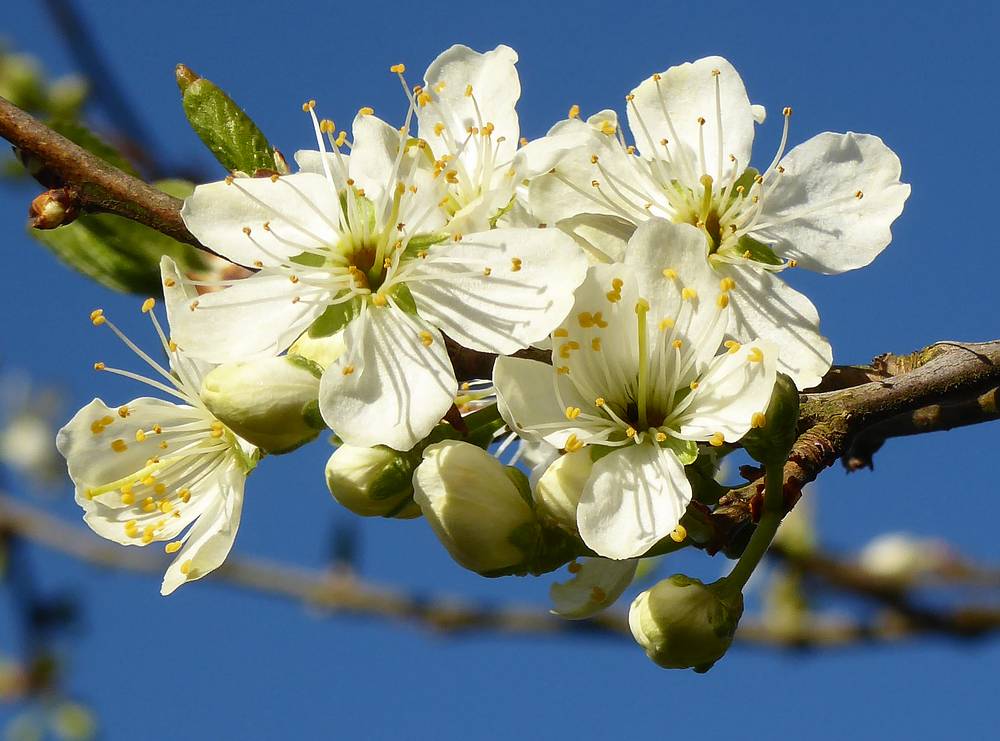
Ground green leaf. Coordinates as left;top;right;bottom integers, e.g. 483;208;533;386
48;118;139;177
32;183;208;294
178;66;275;174
735;235;783;266
308;296;363;338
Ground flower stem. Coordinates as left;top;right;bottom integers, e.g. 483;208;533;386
721;457;785;592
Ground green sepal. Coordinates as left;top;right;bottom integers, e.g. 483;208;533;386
308;296;363;338
390;283;418;315
741;372;800;464
686;451;730;506
342;192;376;233
401;232;449;260
488;195;516;229
503;466;534;508
589;444;617;463
286;354;324;379
663;436;698;466
727;167;759;201
178;66;275;174
735;235;783;266
32;182;208;295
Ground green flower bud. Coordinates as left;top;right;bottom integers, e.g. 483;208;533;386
741;372;800;464
200;355;324;454
325;444;420;518
413;440;540;576
534;448;592;537
628;575;744;672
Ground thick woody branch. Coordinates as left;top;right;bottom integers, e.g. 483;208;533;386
1;494;997;650
0;96;198;246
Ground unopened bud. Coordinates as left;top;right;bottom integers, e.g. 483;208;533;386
29;189;78;229
534;448;592;536
200;355;324;453
175;63;200;92
325;444;419;518
741;372;799;464
413;440;540;576
629;575;743;672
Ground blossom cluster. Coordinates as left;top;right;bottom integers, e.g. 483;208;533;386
56;46;908;664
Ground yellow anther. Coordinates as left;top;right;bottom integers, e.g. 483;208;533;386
789;259;798;268
159;441;169;449
568;104;581;119
189;300;200;311
159;500;174;514
593;312;608;329
662;268;677;280
180;560;193;575
154;483;166;495
748;347;764;363
717;293;730;308
110;438;127;453
319;119;335;133
605;290;621;303
591;179;601;188
564;434;584;452
855;190;864;199
120;491;135;506
591;338;602;351
658;317;675;331
672;339;683;349
599;120;616;135
751;411;767;429
711;68;721;77
653;73;662;81
89;420;104;435
301;99;316;112
783;106;792;117
418;92;432;106
590;586;607;602
482;122;495;137
590;154;599;164
165;542;182;554
117;405;130;418
433;122;445;136
595;397;605;407
556;366;571;375
434;81;446;93
690;381;699;390
510;257;523;272
464;84;473;97
142;497;156;513
654;431;667;442
371;293;388;307
709;432;725;447
720;277;736;292
697;116;706;125
568;561;582;574
124;520;138;535
724;340;741;354
141;475;156;487
152;424;162;434
558;341;581;358
358;106;374;116
625;93;635;102
334;131;347;146
91;314;106;327
143;530;155;546
625;427;637;438
100;415;114;426
445;170;459;184
419;331;434;347
519;137;528;147
578;312;594;328
342;365;355;376
390;63;406;74
135;429;147;442
669;524;687;543
553;328;569;338
681;287;698;301
565;406;581;420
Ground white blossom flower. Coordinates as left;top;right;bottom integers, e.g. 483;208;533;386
56;264;258;595
171;102;587;451
494;219;776;559
528;56;910;388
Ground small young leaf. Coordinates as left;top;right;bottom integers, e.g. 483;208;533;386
177;64;275;174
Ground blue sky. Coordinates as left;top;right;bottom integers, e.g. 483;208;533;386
2;1;999;738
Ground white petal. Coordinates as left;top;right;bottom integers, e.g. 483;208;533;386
719;264;833;389
555;213;635;263
628;56;753;186
406;228;588;354
751;104;767;124
348;113;404;207
493;356;589;449
180;173;341;267
166;269;327;363
757;132;910;274
420;44;520;168
577;442;691;559
161;462;246;595
675;339;777;441
550;557;639;619
159;256;215;386
514;119;599;179
293;149;349;176
58;397;219;545
319;306;455;450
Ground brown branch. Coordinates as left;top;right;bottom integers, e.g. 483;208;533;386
1;493;999;651
0;96;199;247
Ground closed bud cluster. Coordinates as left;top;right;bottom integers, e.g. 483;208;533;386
628;575;744;672
413;440;540;576
200;355;324;454
325;444;420;519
